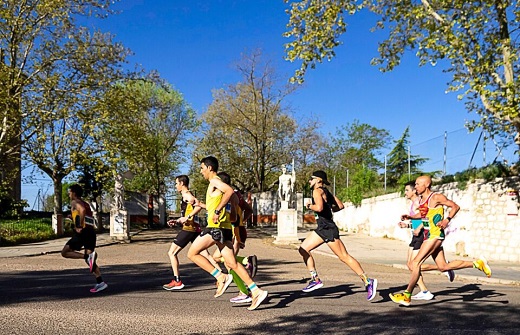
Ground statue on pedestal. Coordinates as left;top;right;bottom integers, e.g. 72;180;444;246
278;160;296;206
113;174;125;210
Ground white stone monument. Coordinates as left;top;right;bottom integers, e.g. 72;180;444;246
276;160;299;244
110;173;131;242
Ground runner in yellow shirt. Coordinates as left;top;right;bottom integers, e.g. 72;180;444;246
187;156;268;311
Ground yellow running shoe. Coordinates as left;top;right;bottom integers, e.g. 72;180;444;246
389;292;411;306
474;256;492;277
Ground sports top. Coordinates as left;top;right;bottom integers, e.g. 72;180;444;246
205;177;232;230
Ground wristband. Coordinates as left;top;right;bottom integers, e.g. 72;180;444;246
446;217;452;222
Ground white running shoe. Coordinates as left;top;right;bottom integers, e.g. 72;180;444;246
411;290;434;300
90;282;108;293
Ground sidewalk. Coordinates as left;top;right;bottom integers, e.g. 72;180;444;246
1;227;519;286
261;226;520;287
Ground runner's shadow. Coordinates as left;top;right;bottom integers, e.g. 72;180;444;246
266;284;357;310
433;283;508;303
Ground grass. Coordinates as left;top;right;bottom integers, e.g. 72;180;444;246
0;218;57;246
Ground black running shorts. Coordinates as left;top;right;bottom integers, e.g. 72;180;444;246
314;224;340;243
408;232;425;250
201;227;233;244
66;226;96;251
174;230;200;248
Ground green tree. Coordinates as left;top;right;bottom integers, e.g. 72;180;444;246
325;120;390;202
193;51;312;194
386;127;427;187
101;76;198;207
22;29;128;215
338;164;379;206
329;119;390;173
1;0;129;216
284;0;520;150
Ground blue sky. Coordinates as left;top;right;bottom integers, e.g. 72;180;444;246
22;0;517;209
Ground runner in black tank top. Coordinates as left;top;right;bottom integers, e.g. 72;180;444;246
298;170;378;301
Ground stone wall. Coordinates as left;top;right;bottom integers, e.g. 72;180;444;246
333;176;520;262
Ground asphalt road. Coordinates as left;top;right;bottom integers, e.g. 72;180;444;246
1;229;519;335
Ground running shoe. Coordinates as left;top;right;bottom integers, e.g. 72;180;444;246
366;278;378;301
214;274;233;298
163;280;185;291
247;255;258;278
445;269;455;282
230;293;252;304
411;290;434;300
474;256;492;277
247;289;268;311
90;282;108;293
389;292;411;306
87;251;97;273
302;279;323;293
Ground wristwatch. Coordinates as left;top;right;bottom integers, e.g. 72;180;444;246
187;215;193;220
214;209;221;215
446;217;452;222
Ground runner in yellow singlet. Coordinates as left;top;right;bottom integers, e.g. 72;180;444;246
397;181;434;300
163;174;217;290
61;184;107;293
390;175;493;306
187;156;268;311
211;172;257;304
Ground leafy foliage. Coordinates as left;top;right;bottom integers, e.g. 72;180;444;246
337;164;379;206
192;51;318;195
438;162;513;190
1;0;130;215
386;126;427;187
101;75;198;196
324;119;391;199
284;0;520;150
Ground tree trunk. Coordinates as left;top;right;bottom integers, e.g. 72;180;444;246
53;178;63;216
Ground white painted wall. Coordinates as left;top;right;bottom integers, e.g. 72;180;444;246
333;177;520;262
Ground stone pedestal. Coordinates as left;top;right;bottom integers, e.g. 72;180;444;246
275;208;299;244
52;214;63;236
110;209;131;242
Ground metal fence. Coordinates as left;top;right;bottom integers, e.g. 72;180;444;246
408;128;516;176
377;128;517;182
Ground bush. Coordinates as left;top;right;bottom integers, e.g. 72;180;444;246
0;217;56;246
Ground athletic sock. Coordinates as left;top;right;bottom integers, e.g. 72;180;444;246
404;291;412;298
174;276;180;282
359;273;370;285
211;268;222;278
96;276;103;284
248;282;260;295
310;270;318;280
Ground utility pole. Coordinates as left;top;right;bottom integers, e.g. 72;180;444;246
408;145;411;181
384;155;387;191
443;131;447;176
